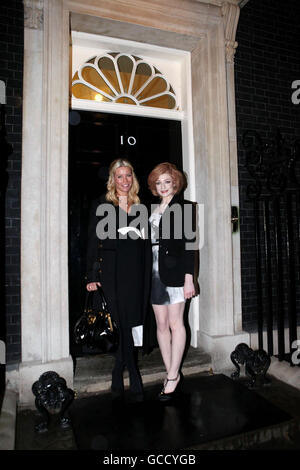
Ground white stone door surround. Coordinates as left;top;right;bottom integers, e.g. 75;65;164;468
18;0;249;406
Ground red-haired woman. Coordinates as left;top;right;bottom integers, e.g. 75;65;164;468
148;162;196;402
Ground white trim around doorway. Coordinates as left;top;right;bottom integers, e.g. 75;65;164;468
71;32;199;347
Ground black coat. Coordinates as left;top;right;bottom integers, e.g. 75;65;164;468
85;195;152;330
153;193;196;287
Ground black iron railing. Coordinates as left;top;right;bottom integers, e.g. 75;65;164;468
242;129;300;365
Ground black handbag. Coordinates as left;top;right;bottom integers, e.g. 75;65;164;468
74;286;119;353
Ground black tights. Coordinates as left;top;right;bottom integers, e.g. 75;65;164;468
111;325;143;395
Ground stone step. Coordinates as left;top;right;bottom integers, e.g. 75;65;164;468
74;347;212;396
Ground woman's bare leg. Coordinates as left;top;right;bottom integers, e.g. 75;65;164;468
164;301;186;394
152;304;171;375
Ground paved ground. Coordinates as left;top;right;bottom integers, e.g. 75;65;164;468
15;370;300;452
241;374;300;450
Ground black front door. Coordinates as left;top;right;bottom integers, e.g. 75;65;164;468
68;110;183;356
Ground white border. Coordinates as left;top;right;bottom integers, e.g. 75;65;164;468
70;32;195;187
71;31;190;117
72;97;185;120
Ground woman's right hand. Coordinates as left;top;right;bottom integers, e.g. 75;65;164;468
86;282;101;291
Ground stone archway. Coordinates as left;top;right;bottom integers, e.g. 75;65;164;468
18;0;248;406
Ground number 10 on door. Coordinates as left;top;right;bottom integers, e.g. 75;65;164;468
120;135;136;146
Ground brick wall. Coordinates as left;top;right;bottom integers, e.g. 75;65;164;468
235;0;300;330
0;0;23;363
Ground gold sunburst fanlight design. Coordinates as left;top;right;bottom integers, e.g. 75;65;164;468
72;52;178;110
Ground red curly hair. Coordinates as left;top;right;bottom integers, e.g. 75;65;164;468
148;162;186;197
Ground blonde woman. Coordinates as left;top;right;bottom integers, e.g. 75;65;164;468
86;159;151;403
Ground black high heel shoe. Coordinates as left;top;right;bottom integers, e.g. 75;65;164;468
158;372;183;402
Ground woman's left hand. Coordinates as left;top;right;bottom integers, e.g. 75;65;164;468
184;274;195;299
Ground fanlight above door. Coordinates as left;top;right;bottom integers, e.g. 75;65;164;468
72;52;178;110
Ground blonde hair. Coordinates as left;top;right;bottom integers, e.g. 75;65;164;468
106;158;140;206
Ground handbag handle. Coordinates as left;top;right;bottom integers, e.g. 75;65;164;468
83;289;93;314
84;285;108;314
96;285;109;312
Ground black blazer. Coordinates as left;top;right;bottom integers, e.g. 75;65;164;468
85;195;118;285
154;193;197;287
